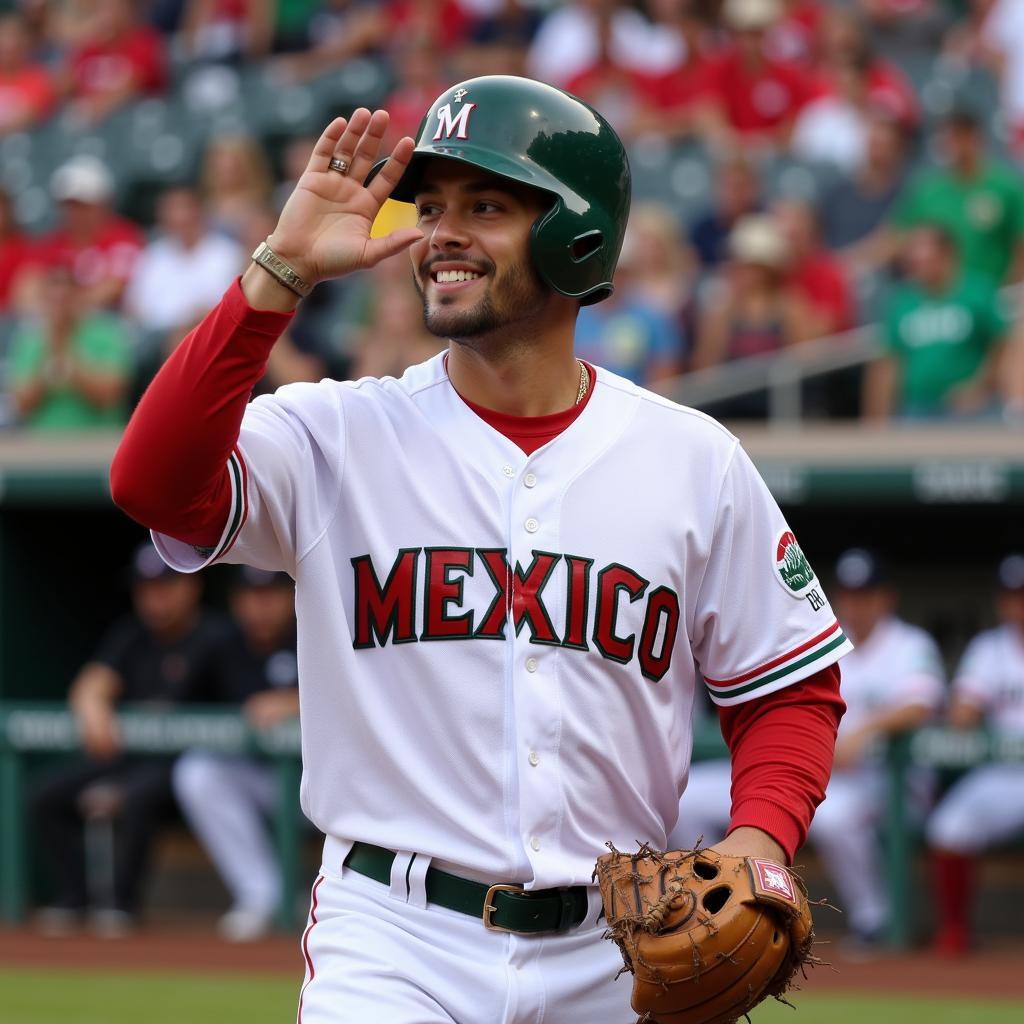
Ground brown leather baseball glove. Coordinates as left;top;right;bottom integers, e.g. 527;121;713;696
594;844;816;1024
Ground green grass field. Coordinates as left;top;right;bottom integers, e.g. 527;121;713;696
2;967;1022;1024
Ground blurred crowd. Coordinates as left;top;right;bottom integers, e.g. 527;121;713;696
2;0;1024;427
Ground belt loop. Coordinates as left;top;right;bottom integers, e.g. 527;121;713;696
389;851;414;902
406;853;430;909
325;836;354;877
582;886;604;930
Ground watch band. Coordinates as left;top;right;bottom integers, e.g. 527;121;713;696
251;239;313;297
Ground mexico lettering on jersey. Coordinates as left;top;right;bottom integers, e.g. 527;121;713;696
350;546;681;682
153;354;852;887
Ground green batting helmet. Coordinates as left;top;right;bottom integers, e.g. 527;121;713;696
368;75;631;305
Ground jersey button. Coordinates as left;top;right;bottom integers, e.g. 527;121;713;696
525;517;539;533
528;751;540;767
525;657;538;673
530;836;541;851
524;472;537;488
502;464;515;478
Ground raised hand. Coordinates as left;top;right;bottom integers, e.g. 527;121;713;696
266;109;424;287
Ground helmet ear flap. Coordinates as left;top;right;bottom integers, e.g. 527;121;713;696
531;200;617;303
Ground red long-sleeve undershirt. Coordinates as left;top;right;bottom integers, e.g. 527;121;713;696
111;278;845;863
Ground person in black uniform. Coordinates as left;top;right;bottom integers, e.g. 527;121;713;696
173;566;300;942
31;542;235;935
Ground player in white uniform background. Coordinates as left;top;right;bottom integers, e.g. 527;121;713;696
671;548;944;947
173;566;301;942
110;77;851;1022
926;553;1024;956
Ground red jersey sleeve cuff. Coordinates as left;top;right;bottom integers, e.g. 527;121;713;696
222;276;297;335
727;799;803;864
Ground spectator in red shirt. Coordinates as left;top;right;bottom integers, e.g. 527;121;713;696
527;0;662;89
774;197;856;336
564;10;665;141
21;156;143;313
695;0;812;154
765;0;825;66
62;0;166;124
0;11;56;135
0;187;31;314
814;6;919;129
630;0;712;140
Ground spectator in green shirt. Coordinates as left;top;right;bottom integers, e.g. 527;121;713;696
888;107;1024;286
8;264;132;431
864;224;1011;420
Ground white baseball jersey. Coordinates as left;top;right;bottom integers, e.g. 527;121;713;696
154;354;852;888
836;615;945;749
952;625;1024;737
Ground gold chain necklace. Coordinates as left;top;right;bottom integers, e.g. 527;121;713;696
575;360;590;405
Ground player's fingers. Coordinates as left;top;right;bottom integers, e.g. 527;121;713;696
362;226;424;267
331;107;372;166
308;116;348;173
347;109;390;183
366;136;416;204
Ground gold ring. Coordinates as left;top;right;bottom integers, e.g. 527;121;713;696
328;157;349;175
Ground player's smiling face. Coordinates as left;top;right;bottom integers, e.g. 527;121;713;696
410;160;552;341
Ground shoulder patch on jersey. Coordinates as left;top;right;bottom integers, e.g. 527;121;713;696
772;530;816;598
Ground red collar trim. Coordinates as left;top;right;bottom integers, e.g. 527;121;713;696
445;355;597;436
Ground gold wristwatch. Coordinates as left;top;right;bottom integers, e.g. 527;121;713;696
251;240;313;298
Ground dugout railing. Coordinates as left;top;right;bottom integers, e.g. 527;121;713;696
882;728;1024;947
2;701;1021;945
0;702;303;928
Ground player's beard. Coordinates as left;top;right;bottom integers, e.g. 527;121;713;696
414;256;550;344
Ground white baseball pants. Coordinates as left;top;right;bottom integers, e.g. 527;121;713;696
927;764;1024;853
172;750;281;915
295;837;631;1024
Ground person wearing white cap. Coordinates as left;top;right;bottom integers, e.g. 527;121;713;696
672;548;944;949
18;154;143;313
695;0;812;153
692;213;810;416
926;554;1024;955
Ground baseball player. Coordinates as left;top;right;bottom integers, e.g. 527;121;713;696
672;548;944;948
110;77;850;1022
926;553;1024;956
173;566;300;942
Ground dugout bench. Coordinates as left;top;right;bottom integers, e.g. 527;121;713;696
3;704;1021;947
0;702;303;928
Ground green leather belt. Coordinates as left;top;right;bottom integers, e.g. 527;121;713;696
343;841;590;934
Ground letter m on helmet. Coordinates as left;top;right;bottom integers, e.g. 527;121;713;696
433;102;476;141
